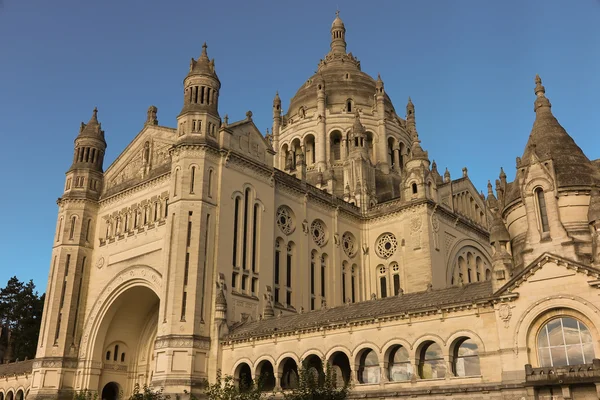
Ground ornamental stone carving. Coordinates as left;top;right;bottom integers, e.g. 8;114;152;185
311;219;328;247
375;233;398;259
342;232;357;258
276;205;295;235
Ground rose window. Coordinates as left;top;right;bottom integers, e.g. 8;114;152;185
311;219;328;247
276;206;295;235
342;232;357;258
376;233;398;259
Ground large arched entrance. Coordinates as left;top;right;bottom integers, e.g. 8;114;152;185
92;285;160;397
101;382;120;400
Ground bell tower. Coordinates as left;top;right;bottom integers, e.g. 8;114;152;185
177;43;221;145
30;108;107;400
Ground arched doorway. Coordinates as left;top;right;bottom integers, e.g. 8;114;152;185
91;285;160;397
101;382;120;400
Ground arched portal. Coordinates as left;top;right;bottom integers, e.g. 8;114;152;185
101;382;120;400
279;358;299;390
92;285;160;397
6;392;13;400
14;391;23;400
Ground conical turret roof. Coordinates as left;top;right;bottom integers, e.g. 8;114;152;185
521;75;600;188
188;43;219;81
78;107;106;143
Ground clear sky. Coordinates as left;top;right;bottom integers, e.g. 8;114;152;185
0;0;598;292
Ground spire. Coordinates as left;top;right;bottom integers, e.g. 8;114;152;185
330;10;347;55
273;91;281;108
188;42;218;78
522;75;600;188
78;107;105;142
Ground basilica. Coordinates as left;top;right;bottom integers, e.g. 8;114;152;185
2;13;600;400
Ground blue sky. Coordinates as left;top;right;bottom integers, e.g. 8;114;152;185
0;0;598;292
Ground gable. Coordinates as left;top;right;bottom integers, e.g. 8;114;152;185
227;120;273;167
103;126;176;197
494;253;600;297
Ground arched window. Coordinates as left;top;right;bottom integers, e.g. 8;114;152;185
121;352;126;363
252;203;259;273
388;137;395;167
341;262;347;303
346;99;353;113
419;342;446;379
485;269;491;281
378;265;387;298
329;351;351;387
69;216;76;240
537;317;595;367
208;169;214;197
114;345;119;361
351;265;358;303
310;252;316;310
535;188;550;233
330;131;342;161
232;196;241;267
242;189;250;270
320;254;327;300
286;242;294;306
391;262;400;295
274;240;282;303
106;351;111;361
174;169;179;197
388;345;412;381
452;338;480;376
190;166;196;194
412;183;418;195
358;349;380;384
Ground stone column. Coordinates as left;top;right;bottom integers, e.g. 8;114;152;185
393;148;401;172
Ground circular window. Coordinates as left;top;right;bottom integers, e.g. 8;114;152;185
376;233;398;259
378;266;386;274
276;206;295;235
391;262;400;273
342;232;357;258
311;219;328;247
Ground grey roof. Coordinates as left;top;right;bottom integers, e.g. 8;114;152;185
227;281;493;340
520;77;600;189
0;360;33;377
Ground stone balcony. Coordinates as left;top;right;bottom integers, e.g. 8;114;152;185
525;359;600;386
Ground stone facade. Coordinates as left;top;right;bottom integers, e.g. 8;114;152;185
1;12;600;400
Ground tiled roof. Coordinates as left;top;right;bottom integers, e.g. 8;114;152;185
227;281;493;340
0;360;33;376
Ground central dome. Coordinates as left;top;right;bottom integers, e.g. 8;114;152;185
286;13;395;117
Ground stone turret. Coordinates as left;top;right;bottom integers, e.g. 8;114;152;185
589;189;600;267
330;10;346;55
177;43;221;144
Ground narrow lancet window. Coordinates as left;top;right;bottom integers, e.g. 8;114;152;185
536;188;550;233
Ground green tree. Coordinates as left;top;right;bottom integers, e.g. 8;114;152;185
0;276;44;361
201;370;271;400
283;360;350;400
129;384;169;400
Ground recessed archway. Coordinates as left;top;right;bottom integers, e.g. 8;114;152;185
101;382;120;400
92;284;160;397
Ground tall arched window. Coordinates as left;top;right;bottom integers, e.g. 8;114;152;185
452;338;481;376
320;254;327;301
537;317;595;367
535;188;550;233
207;169;214;197
286;242;294;306
391;262;400;296
190;166;196;194
412;183;418;195
351;265;358;303
388;345;412;381
310;252;316;310
232;197;241;267
274;240;282;303
341;262;347;303
242;189;250;270
330;131;342;161
378;265;387;298
419;342;446;379
252;203;259;273
69;216;77;240
358;349;380;384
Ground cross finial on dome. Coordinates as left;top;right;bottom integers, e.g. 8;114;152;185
91;107;98;122
535;74;545;97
